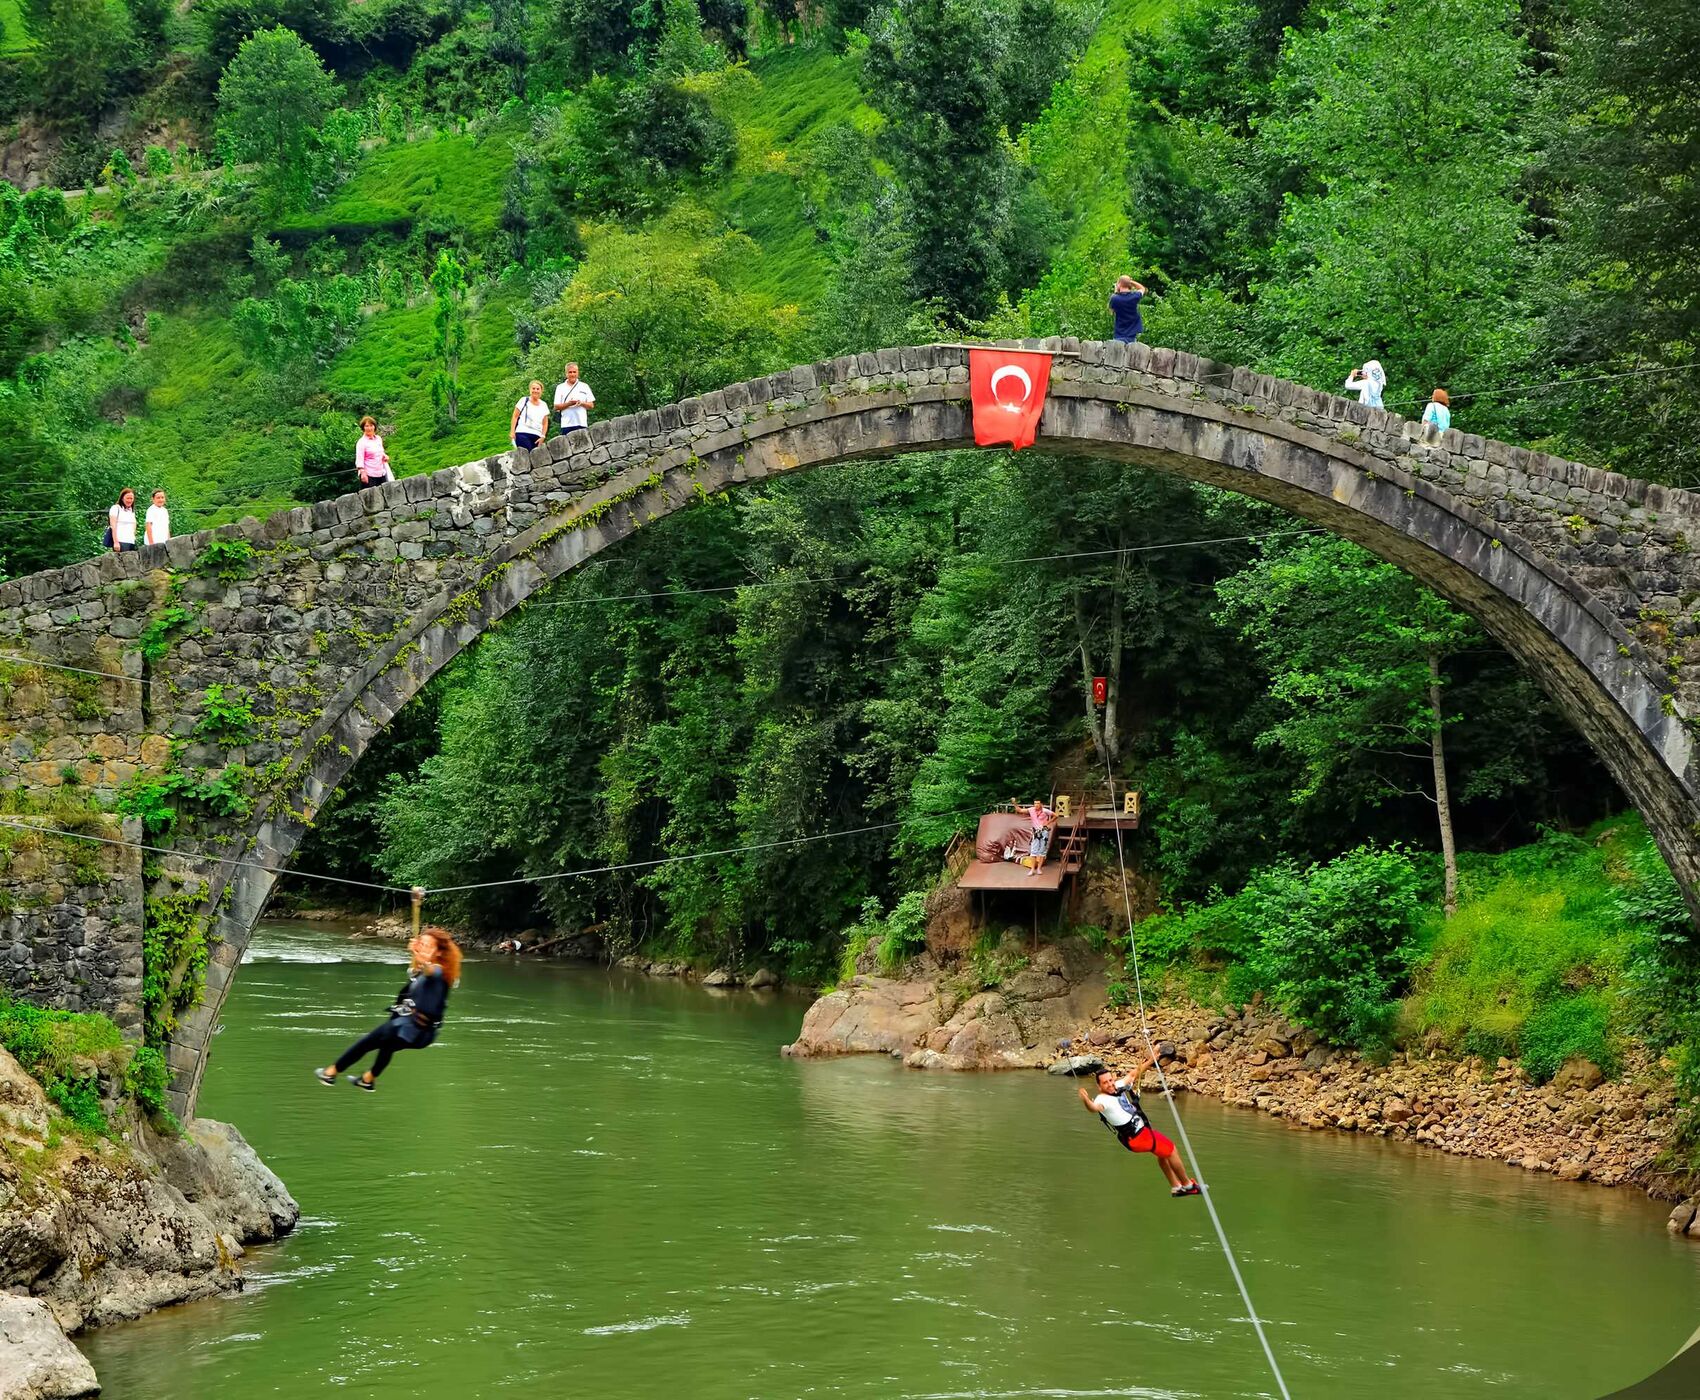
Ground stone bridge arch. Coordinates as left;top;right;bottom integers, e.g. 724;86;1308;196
5;339;1700;1115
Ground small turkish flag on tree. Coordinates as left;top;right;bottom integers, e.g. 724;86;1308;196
969;349;1052;451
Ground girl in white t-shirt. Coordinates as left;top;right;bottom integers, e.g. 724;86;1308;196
108;489;138;553
144;490;170;546
510;381;551;452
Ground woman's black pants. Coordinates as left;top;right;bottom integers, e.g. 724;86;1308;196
334;1020;412;1079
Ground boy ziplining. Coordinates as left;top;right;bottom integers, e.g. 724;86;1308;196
1079;1056;1201;1197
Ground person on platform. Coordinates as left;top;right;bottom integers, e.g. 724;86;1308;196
1026;798;1056;877
553;362;595;436
107;488;138;554
314;926;461;1092
511;381;551;453
1344;359;1386;409
1420;388;1451;444
356;416;392;486
1078;1059;1201;1197
1109;276;1147;345
144;490;171;547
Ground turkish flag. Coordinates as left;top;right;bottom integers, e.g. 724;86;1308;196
970;348;1052;451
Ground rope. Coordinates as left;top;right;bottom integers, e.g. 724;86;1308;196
0;811;945;899
1089;741;1294;1399
0;526;1324;690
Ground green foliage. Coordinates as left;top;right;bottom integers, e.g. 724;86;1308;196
428;246;468;434
24;0;136;128
195;683;256;743
193;537;257;580
142;883;209;1045
134;602;196;662
1243;845;1427;1046
117;767;252;836
543;72;733;218
216;26;342;210
0;996;124;1135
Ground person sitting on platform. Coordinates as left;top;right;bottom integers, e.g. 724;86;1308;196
1026;798;1056;877
1079;1057;1200;1197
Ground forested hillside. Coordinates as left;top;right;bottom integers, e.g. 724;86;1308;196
5;0;1700;1144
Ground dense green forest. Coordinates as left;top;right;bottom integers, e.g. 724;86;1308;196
4;0;1700;1142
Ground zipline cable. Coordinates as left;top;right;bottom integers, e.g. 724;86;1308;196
0;526;1328;690
0;811;950;900
1090;742;1295;1399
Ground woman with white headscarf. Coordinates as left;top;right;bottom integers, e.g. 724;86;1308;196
1344;359;1386;408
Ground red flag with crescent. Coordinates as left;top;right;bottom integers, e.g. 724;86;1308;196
969;348;1052;451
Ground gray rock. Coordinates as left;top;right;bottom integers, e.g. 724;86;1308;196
747;968;781;990
0;1295;99;1398
1046;1054;1106;1077
701;968;739;988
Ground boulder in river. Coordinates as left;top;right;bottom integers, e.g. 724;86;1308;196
1046;1055;1106;1077
748;968;781;990
0;1296;99;1399
701;968;740;988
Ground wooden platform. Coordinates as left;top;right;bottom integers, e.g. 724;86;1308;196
958;858;1070;892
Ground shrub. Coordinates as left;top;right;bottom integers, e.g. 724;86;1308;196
1518;991;1618;1082
876;889;928;972
1245;845;1425;1047
0;996;125;1135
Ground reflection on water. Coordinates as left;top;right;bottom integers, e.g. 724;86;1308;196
77;921;1700;1399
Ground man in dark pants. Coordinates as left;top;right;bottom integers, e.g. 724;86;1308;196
1109;275;1147;344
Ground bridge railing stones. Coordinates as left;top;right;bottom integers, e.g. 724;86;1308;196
4;340;1700;1112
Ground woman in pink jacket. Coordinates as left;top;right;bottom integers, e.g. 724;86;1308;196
356;416;391;486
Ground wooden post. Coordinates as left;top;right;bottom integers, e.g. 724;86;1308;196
411;885;425;939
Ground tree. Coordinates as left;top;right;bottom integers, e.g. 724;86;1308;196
24;0;135;127
532;207;796;410
215;26;340;209
1215;537;1476;913
430;248;469;434
863;0;1011;323
1256;0;1532;397
1535;0;1700;485
488;0;528;98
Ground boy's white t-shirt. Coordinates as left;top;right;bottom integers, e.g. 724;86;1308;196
109;504;136;545
1091;1079;1139;1126
514;398;550;437
554;379;594;429
145;504;170;543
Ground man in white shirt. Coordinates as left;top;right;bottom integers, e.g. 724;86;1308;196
1077;1058;1199;1196
553;362;595;435
144;490;170;546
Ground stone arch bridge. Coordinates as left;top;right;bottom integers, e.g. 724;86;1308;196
4;339;1700;1115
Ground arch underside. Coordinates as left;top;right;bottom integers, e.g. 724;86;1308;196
169;388;1696;1112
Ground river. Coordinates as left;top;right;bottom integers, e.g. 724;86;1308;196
78;920;1700;1398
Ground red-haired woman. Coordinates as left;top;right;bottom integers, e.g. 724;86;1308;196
315;926;462;1092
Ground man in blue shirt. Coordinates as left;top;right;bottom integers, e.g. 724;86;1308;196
1109;275;1146;344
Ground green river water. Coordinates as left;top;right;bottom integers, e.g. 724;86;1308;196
77;920;1700;1399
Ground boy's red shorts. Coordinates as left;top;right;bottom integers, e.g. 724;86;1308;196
1123;1125;1176;1157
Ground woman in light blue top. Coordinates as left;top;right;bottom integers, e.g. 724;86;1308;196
1344;359;1386;408
1420;388;1451;443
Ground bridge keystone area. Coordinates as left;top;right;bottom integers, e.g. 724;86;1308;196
3;338;1698;1115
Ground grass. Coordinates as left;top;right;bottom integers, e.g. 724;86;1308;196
321;278;530;473
0;0;33;54
1400;820;1646;1076
273;127;518;243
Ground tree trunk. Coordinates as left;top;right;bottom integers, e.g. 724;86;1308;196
1428;648;1458;916
1103;546;1127;769
1073;588;1107;769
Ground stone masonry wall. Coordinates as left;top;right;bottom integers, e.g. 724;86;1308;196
1;338;1697;1107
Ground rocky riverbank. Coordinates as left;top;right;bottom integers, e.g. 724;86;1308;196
1069;997;1687;1196
0;1048;299;1396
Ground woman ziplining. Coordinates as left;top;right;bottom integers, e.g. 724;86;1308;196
1078;1056;1201;1197
315;891;462;1093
